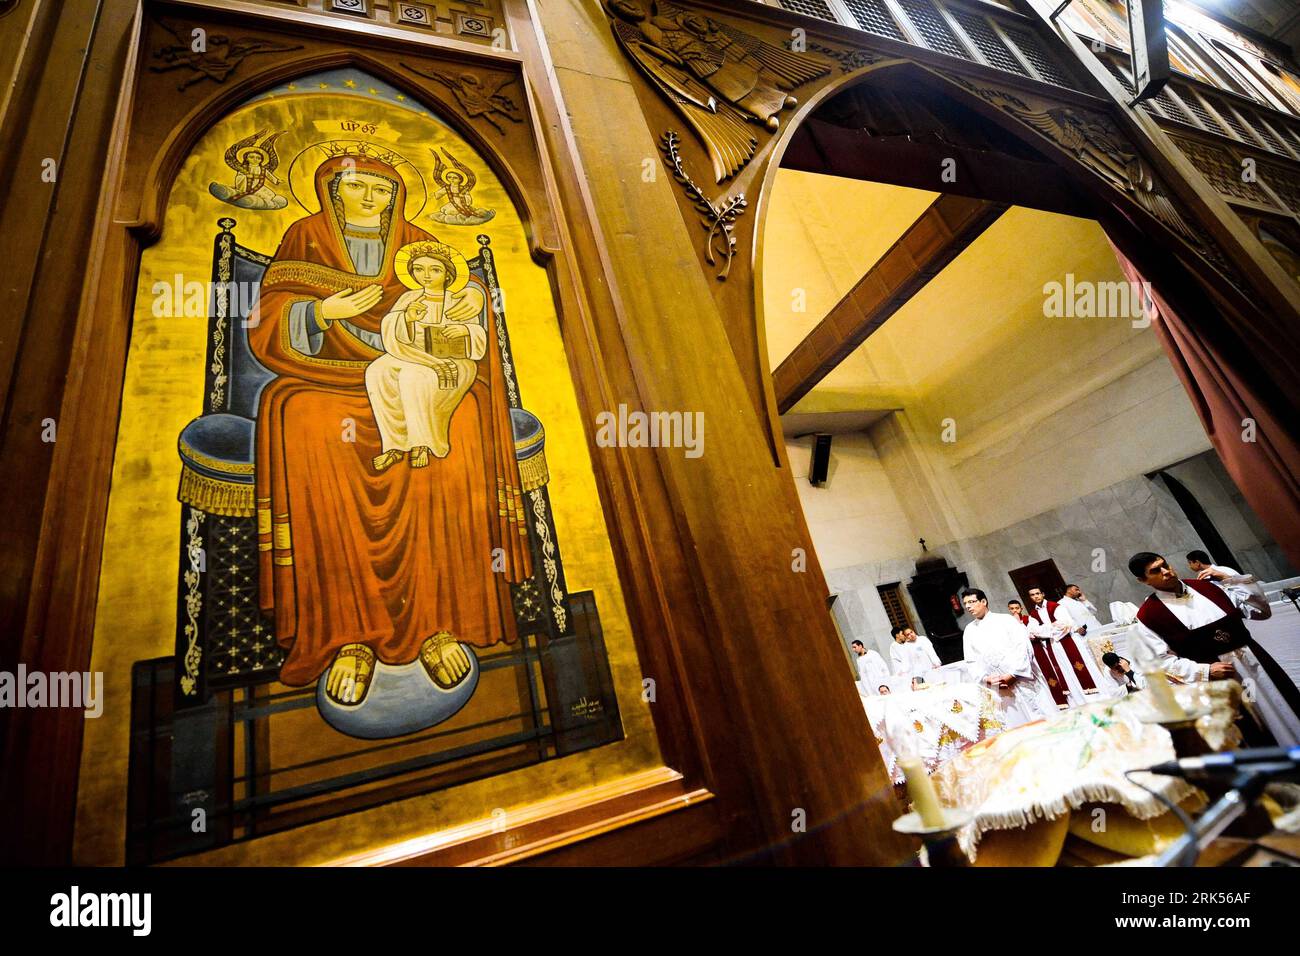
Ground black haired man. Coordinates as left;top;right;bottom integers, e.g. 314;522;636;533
1129;551;1299;744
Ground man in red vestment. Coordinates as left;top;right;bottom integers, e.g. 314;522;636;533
248;148;531;706
1007;600;1029;626
1025;586;1098;707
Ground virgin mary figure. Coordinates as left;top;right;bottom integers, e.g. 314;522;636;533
248;147;532;707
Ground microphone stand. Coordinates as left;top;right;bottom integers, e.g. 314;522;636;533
1154;769;1278;867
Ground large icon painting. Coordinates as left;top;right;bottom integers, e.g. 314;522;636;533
77;69;656;864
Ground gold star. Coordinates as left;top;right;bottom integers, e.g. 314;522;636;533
368;87;379;95
344;79;357;89
287;83;297;91
319;82;329;90
396;94;406;101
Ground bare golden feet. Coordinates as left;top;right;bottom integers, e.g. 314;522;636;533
326;643;376;705
409;446;431;469
372;449;404;472
419;631;472;689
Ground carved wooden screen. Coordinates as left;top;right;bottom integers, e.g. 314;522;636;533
76;52;659;865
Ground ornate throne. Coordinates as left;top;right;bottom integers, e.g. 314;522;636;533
128;219;619;863
173;218;577;703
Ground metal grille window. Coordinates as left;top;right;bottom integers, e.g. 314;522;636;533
898;0;969;59
776;0;838;20
1251;116;1290;155
1257;118;1300;159
1101;56;1134;94
1000;24;1072;87
1151;87;1193;125
1179;88;1229;135
841;0;906;41
1212;98;1265;146
951;10;1026;76
1283;124;1300;156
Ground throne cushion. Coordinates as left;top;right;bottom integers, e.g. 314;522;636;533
178;413;256;483
177;413;257;517
510;408;548;490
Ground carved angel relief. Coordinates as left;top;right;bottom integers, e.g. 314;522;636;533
951;77;1245;290
605;0;830;182
150;20;302;90
403;63;524;134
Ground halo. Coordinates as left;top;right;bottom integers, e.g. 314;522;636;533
394;240;470;294
236;146;269;166
287;139;427;220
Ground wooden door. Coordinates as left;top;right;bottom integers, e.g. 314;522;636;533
1008;559;1067;604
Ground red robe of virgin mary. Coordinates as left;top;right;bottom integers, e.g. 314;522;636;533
248;153;531;686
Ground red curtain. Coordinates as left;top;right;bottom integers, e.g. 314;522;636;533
1109;241;1300;567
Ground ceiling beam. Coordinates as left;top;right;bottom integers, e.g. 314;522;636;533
784;117;1091;218
772;193;1009;414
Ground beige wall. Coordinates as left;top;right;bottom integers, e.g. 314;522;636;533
764;168;1215;552
786;432;918;571
760;167;1270;648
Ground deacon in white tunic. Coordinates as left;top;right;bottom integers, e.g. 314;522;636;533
1059;584;1106;636
1128;552;1300;746
960;588;1054;729
852;640;891;696
1186;549;1240;582
888;626;941;680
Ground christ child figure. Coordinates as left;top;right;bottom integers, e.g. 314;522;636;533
364;240;486;470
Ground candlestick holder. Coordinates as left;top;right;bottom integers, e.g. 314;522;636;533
893;808;974;867
1139;708;1212;758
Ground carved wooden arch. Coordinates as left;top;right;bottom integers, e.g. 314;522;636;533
743;55;1287;447
124;42;558;261
599;0;1295;469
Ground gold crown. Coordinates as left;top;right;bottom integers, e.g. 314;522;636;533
394;239;470;294
319;141;407;168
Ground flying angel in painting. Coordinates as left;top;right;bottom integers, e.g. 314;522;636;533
429;148;496;226
604;0;830;182
209;128;289;210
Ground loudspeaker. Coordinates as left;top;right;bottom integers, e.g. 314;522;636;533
809;433;832;486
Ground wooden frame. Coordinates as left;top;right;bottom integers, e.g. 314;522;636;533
13;0;1296;868
2;0;917;866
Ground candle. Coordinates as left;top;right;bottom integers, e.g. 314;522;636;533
900;757;945;828
1143;669;1186;720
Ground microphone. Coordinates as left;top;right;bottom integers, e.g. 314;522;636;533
1146;746;1300;781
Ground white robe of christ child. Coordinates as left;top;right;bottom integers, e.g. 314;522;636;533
963;612;1054;729
366;287;487;458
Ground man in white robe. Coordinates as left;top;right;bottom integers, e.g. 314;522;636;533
889;625;941;681
960;588;1054;729
1055;584;1123;698
852;639;891;696
1186;549;1241;581
1059;584;1106;636
1128;551;1300;746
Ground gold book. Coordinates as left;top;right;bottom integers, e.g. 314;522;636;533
420;326;469;358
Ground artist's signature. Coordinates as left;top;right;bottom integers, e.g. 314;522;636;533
570;696;603;719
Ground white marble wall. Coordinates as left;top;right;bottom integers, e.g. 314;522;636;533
824;473;1226;652
933;474;1208;629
